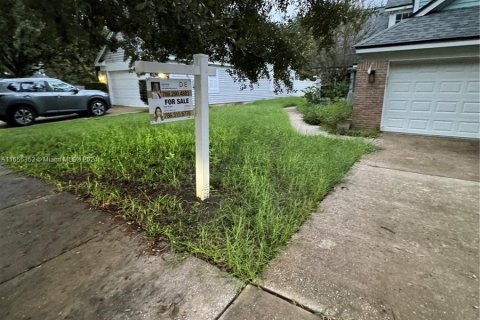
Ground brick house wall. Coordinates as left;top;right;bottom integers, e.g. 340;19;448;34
352;60;389;129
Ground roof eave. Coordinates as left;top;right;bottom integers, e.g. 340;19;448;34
355;38;480;54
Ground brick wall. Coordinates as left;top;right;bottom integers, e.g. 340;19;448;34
352;60;389;129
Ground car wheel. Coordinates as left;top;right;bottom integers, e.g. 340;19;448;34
9;105;36;126
89;99;107;117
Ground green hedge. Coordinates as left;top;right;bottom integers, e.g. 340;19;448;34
84;82;108;92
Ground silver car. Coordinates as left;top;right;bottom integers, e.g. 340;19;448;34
0;77;111;126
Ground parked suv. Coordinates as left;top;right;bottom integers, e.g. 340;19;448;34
0;78;111;126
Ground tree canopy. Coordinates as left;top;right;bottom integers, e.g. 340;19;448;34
2;0;366;89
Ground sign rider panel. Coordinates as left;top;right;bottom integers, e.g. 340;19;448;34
147;78;193;124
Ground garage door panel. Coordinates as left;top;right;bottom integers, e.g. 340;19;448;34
389;100;409;111
108;71;145;107
466;81;480;93
436;101;458;113
384;118;406;128
409;119;429;130
382;60;480;138
439;81;463;93
462;102;480;114
414;82;436;93
458;122;480;134
432;120;454;132
389;81;411;92
411;101;432;112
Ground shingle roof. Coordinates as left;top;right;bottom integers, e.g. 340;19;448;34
385;0;413;9
355;7;480;49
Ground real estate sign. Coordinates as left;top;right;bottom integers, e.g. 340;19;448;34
147;78;193;124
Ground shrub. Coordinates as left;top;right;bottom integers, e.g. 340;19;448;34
84;82;108;92
320;82;349;102
297;103;323;125
317;100;352;131
302;86;321;104
297;100;353;132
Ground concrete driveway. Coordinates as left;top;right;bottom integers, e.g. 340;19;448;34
253;134;479;320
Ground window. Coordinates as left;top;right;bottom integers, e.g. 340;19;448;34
6;81;46;92
48;80;76;92
395;12;412;24
20;81;47;92
6;82;20;92
208;68;219;93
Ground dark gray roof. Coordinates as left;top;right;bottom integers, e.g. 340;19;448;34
385;0;413;9
355;7;480;49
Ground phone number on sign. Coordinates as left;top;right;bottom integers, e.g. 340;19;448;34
0;156;98;163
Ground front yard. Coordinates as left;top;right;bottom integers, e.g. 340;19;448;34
0;97;373;281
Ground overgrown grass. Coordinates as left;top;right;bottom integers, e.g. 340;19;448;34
0;97;373;281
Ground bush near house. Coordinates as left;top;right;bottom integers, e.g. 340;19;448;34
302;86;322;104
298;100;352;132
302;80;349;106
320;81;349;101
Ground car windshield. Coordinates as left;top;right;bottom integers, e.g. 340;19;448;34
48;80;76;92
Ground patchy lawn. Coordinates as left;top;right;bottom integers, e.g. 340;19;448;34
0;97;373;281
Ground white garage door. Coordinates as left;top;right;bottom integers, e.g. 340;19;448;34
382;60;480;138
108;71;145;107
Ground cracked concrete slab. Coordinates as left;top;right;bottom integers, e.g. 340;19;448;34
261;134;479;320
0;170;54;210
0;226;243;320
0;192;114;283
220;285;320;320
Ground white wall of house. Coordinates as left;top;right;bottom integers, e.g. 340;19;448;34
97;48;316;107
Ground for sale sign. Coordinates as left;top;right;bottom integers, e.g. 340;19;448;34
147;78;193;124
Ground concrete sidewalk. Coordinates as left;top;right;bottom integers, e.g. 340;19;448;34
0;167;242;320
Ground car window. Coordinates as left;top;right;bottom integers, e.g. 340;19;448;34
48;80;75;92
20;81;47;92
6;82;20;92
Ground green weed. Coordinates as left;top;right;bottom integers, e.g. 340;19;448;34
0;98;372;281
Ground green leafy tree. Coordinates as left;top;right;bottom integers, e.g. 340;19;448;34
0;0;49;77
22;0;365;90
0;0;99;83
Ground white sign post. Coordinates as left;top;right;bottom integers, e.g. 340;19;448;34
135;54;213;200
193;54;210;200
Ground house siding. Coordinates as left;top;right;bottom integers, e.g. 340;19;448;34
101;49;314;106
104;49;125;63
165;68;307;105
352;60;389;129
443;0;479;10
